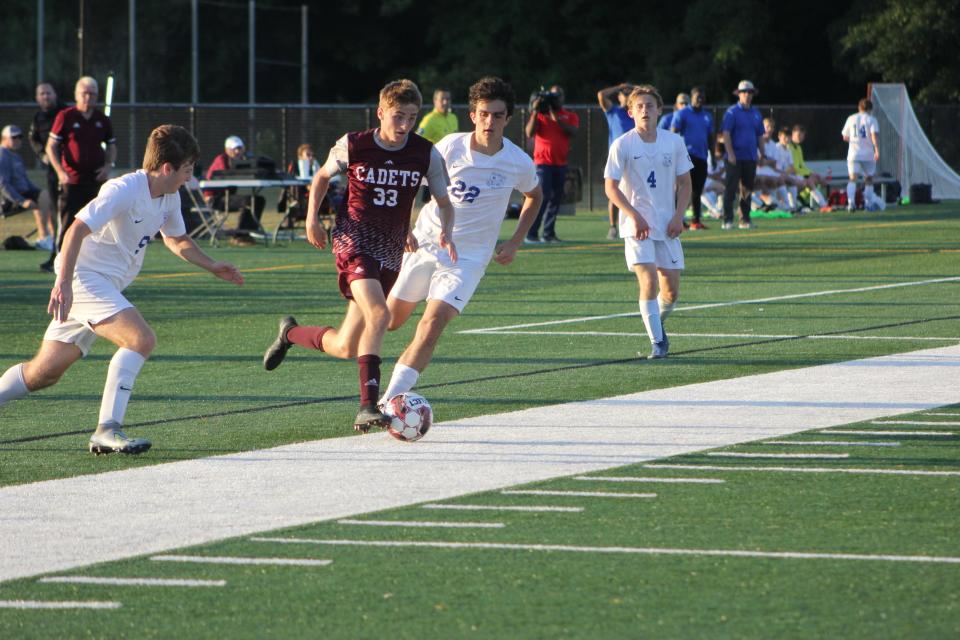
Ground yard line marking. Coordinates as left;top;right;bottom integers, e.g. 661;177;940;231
573;476;725;484
469;330;958;342
820;429;954;437
706;452;849;459
337;519;504;529
871;420;960;426
923;412;960;416
645;464;960;477
151;555;331;567
422;504;584;513
501;490;656;499
459;276;960;333
249;537;960;565
38;576;225;587
0;599;122;609
761;440;900;447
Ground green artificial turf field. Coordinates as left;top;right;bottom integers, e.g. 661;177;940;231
1;205;958;638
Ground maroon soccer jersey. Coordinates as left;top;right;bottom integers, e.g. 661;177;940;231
49;107;115;184
333;129;432;271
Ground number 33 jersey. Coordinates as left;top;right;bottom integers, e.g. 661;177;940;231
414;132;538;263
604;129;692;241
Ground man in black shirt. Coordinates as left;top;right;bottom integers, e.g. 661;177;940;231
30;82;65;273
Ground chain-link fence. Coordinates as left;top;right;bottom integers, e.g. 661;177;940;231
3;102;958;209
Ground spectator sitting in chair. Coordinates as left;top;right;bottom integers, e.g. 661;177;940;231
278;143;337;240
0;124;54;249
203;135;265;244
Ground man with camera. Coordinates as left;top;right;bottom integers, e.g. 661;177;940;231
524;84;579;243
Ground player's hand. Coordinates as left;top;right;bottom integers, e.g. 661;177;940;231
210;261;244;285
96;165;111;182
493;240;519;265
726;152;736;164
667;216;685;238
874;149;880;162
21;199;36;210
628;213;649;240
404;231;419;253
439;232;457;263
306;220;327;249
56;170;69;186
48;279;73;323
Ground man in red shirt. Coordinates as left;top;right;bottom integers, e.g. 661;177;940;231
524;84;579;243
262;79;456;433
42;76;116;271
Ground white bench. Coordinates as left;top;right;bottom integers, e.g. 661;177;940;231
806;160;899;202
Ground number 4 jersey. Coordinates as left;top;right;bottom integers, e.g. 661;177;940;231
842;112;879;162
328;129;448;270
604;129;693;241
413;132;538;263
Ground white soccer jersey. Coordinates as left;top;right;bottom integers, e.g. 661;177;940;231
55;170;186;290
775;142;794;172
604;129;693;240
414;132;538;262
842;113;879;161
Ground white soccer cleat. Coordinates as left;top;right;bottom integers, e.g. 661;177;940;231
88;429;152;455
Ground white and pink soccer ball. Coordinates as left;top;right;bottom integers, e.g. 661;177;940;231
383;393;433;442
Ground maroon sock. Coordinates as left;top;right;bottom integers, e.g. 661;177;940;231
287;325;332;351
357;354;382;407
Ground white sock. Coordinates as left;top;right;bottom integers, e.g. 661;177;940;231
788;186;798;208
809;187;827;207
846;181;856;206
658;297;676;322
777;186;790;209
98;348;146;426
639;299;662;343
0;363;29;406
751;193;764;209
380;363;420;404
701;193;719;217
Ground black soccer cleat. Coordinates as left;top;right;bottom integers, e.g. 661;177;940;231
263;316;298;371
353;405;390;433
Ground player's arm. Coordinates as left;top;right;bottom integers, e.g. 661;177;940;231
97;142;117;182
597;85;625;111
605;178;648;240
47;219;92;322
425;147;455;261
163;234;243;285
524;107;540;138
46;136;67;185
307;140;346;250
669;172;692;238
870;130;879;161
721;130;735;163
494;184;543;266
434;195;457;263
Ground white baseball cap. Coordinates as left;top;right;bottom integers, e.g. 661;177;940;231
224;135;244;150
734;80;757;95
1;124;23;138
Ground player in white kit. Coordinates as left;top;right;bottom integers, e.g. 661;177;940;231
0;125;244;454
380;77;543;401
604;85;693;359
842;98;881;211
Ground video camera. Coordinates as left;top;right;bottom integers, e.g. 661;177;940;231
533;88;562;114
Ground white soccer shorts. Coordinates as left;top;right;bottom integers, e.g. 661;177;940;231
42;270;134;356
847;159;876;178
624;236;685;270
391;248;485;313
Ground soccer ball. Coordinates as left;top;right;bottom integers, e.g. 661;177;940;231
383;393;433;442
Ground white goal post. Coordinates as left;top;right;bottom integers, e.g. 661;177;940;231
870;83;960;200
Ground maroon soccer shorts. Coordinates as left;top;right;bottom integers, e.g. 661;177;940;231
335;253;399;300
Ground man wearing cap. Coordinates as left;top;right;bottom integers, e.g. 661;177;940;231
204;135;265;242
720;80;764;229
0;125;53;249
43;76;116;270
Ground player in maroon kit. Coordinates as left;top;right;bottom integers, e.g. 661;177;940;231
262;79;456;432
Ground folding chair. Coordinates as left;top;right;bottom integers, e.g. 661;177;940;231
270;173;338;245
183;177;227;246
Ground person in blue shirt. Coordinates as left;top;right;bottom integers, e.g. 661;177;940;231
597;83;636;239
658;93;689;131
671;87;714;229
720;80;764;229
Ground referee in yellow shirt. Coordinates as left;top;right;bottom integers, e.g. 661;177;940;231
417;88;459;202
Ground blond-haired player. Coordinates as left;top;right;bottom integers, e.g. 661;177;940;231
0;125;244;454
604;85;693;359
263;79;456;433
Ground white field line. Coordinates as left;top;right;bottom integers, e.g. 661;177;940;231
0;599;122;609
645;464;960;477
706;452;849;459
923;412;960;416
249;537;960;565
820;429;954;437
501;489;656;499
337;519;504;529
573;476;725;484
467;330;958;342
459;276;960;334
38;576;225;587
150;555;331;567
872;420;960;426
762;440;900;447
422;504;584;513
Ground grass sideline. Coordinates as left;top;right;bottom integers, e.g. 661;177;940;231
0;203;958;636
